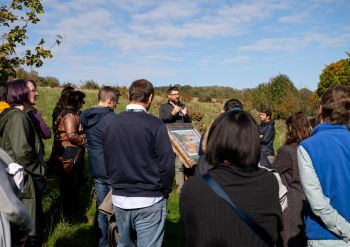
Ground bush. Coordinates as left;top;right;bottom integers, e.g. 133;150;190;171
81;80;100;90
198;96;212;103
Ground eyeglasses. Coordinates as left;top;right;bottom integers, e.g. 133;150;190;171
31;89;38;93
169;93;179;96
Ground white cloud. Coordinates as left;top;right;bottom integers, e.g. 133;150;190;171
278;13;308;24
239;31;350;52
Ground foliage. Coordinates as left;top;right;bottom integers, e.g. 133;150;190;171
316;52;350;97
198;95;212;103
252;74;300;119
15;67;60;87
252;83;271;111
81;80;100;90
298;88;315;116
0;0;61;81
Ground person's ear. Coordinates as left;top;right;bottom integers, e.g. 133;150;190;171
318;105;324;123
148;94;154;104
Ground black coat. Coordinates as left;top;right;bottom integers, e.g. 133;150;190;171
181;164;282;247
259;120;275;156
272;144;307;247
159;101;191;123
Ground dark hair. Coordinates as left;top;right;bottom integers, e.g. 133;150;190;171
61;85;75;95
7;79;36;107
129;79;154;103
260;107;272;118
319;85;350;125
167;86;179;94
205;111;261;168
223;98;243;112
67;91;86;109
0;82;8;102
98;86;120;102
285;112;311;144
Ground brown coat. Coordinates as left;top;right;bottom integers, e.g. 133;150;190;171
51;107;87;175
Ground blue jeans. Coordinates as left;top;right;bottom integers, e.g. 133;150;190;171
114;199;167;247
94;178;111;247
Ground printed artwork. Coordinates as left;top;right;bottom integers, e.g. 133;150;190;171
170;129;200;157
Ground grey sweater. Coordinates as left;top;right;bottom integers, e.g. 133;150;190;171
0;148;33;247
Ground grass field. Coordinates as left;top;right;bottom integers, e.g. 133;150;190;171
35;87;286;246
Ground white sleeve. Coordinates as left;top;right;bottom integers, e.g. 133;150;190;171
297;146;350;242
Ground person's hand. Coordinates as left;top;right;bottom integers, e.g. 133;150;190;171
170;102;181;116
181;107;188;116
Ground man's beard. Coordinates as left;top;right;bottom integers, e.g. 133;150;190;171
171;98;179;104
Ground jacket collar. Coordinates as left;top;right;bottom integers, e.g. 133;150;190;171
312;122;347;136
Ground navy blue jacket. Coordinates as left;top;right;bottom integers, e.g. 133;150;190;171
104;111;175;198
259;119;275;156
80;107;116;179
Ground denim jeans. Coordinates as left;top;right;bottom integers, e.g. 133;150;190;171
114;199;167;247
94;178;111;247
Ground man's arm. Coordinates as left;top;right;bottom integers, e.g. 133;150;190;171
159;104;175;123
260;124;274;144
298;146;350;241
155;124;175;196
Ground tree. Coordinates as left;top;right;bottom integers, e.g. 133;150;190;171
298;88;315;116
316;52;350;97
268;74;299;119
81;80;100;90
0;0;61;81
252;83;270;111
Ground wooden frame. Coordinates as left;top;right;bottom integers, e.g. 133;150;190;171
166;123;201;168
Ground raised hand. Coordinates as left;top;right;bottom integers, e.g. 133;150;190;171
181;107;188;116
170;101;181;116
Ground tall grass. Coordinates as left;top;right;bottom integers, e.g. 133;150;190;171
35;87;286;246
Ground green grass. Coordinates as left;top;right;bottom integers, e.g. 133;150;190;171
35;87;286;246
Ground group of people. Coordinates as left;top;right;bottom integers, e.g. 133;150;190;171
0;78;350;247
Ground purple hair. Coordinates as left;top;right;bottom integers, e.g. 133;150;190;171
7;79;36;107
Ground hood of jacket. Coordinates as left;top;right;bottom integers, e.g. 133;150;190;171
0;108;19;136
80;106;114;128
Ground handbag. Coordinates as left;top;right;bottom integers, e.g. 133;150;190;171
98;190;120;246
202;173;273;246
62;146;80;175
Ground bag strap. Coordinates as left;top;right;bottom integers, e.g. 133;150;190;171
202;173;273;246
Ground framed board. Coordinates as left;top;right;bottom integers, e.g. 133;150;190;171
166;123;201;168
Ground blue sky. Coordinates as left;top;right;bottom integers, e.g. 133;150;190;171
24;0;350;89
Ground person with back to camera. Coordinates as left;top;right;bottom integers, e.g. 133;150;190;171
104;79;174;247
80;86;120;247
0;79;47;247
259;108;275;163
298;85;350;246
272;112;311;247
53;90;87;218
159;86;191;192
180;109;282;247
0;147;33;247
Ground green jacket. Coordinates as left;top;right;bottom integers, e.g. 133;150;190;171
0;107;46;236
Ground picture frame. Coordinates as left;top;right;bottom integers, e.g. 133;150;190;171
166;123;201;168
